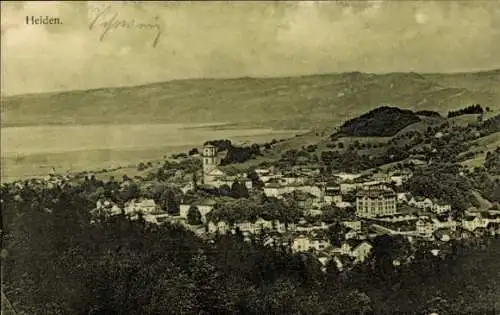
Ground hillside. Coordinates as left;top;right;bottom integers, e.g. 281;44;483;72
2;70;499;129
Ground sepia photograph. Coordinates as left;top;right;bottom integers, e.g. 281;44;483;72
1;1;499;314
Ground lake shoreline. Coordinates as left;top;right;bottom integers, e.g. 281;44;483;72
1;123;303;182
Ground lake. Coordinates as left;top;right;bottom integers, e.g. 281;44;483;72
1;123;306;181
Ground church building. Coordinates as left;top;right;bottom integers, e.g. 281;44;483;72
201;143;252;189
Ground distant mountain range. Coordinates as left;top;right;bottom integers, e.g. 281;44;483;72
2;69;499;129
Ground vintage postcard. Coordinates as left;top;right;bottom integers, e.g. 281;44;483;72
1;1;499;314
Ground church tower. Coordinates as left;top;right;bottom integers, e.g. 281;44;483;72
202;144;218;182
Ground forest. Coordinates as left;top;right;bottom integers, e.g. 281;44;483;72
2;177;499;314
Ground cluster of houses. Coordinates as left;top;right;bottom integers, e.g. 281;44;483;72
88;143;499;272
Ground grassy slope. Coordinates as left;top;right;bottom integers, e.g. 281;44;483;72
460;132;500;169
2;70;499;129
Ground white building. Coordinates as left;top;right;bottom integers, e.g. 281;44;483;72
416;217;457;237
333;240;373;263
461;216;489;232
342;220;362;232
208;221;230;234
292;235;331;252
356;186;397;218
124;199;157;215
432;202;452;214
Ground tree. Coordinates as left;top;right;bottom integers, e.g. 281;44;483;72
218;184;232;196
137;162;147;171
247;170;264;189
187;206;202;225
231;181;249;198
158;189;180;214
327;221;348;247
188;148;199;155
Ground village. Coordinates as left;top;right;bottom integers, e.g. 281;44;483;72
88;143;500;273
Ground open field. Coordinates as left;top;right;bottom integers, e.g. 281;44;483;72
460;132;500;169
1;123;305;182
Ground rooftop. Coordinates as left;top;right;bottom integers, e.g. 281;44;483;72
357;189;395;198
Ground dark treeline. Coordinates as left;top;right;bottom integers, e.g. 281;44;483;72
415;110;442;118
447;104;484;118
2;178;500;314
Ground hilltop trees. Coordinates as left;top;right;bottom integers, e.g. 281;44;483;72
447;104;484;118
339;106;421;137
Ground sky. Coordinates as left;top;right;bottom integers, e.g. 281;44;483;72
1;0;500;96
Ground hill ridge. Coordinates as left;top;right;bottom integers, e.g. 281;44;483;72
2;69;499;129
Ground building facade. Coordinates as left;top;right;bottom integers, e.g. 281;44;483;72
355;186;397;218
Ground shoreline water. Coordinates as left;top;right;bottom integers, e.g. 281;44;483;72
1;123;303;182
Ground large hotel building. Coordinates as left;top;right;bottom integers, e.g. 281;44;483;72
356;185;397;218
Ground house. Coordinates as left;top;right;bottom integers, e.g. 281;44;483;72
333;240;373;263
280;174;307;186
334;172;363;181
389;176;406;186
373;172;391;183
263;182;283;197
432;201;451;214
433;216;457;231
342;220;362;232
124;199;157;215
235;221;255;234
461;216;489;232
340;183;361;194
325;183;341;194
94;199;122;217
317;256;330;273
254;218;274;230
179;199;216;223
292;235;331;252
416;217;434;237
409;197;434;209
351;241;373;263
336;201;353;209
256;168;281;183
208;221;230;235
416;216;457;237
297;185;323;199
141;213;170;225
324;194;343;205
306;206;324;217
396;193;411;203
295;191;316;209
345;228;358;240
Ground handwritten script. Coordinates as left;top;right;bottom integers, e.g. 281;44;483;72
89;5;162;48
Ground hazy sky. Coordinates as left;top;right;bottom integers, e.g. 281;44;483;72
2;0;500;96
